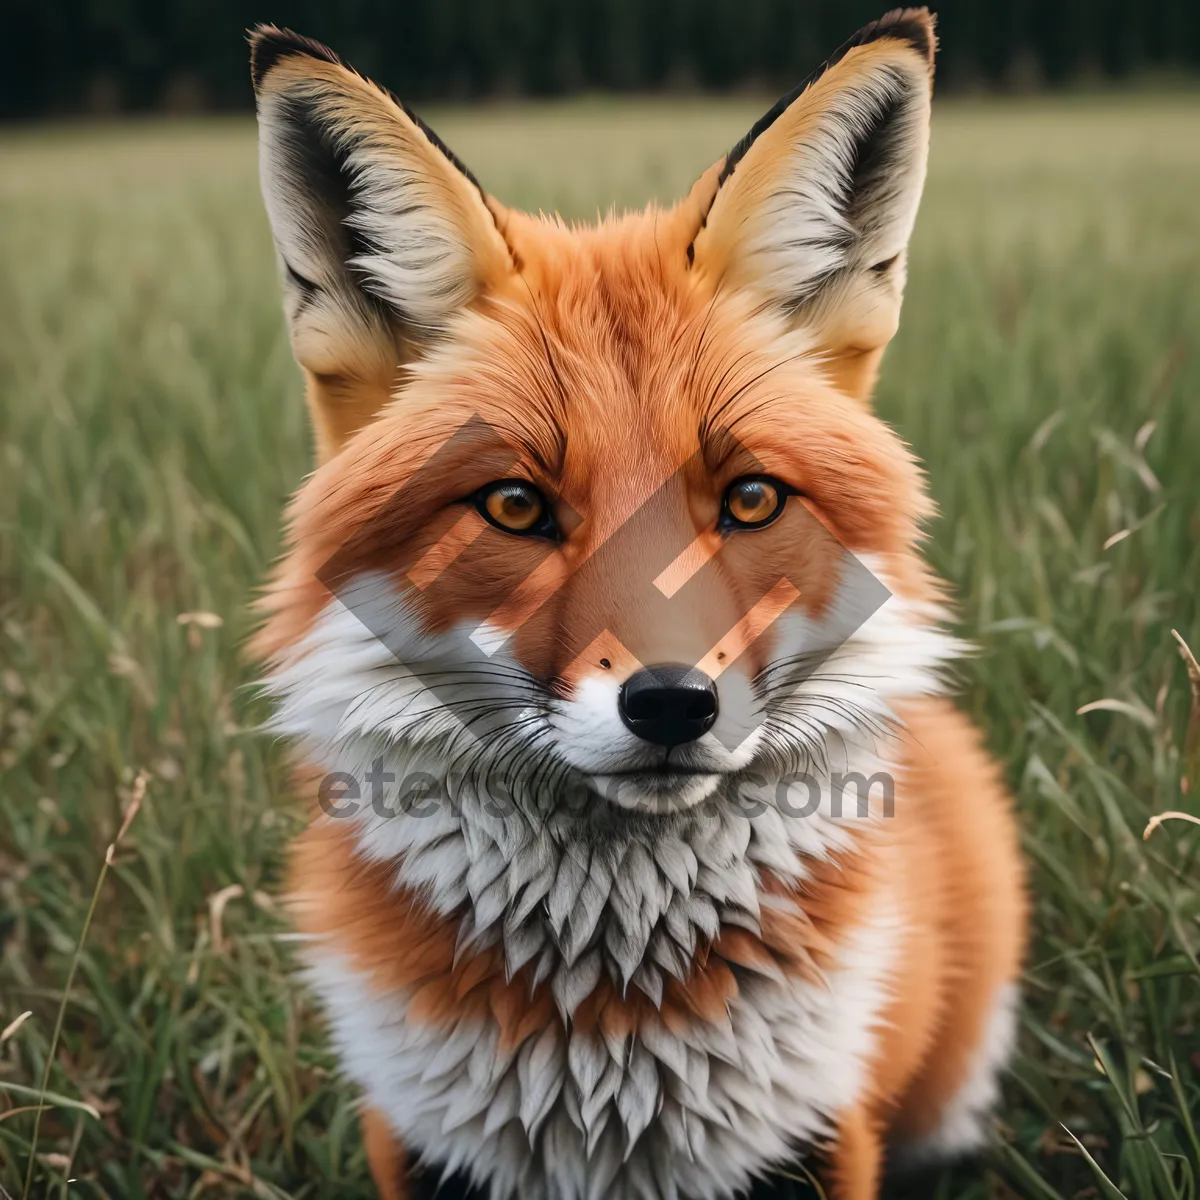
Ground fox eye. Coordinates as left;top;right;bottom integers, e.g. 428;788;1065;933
476;480;556;537
722;476;786;530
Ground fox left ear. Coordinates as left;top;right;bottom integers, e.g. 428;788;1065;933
688;8;936;402
250;26;514;461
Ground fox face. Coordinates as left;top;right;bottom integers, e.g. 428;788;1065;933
254;13;950;822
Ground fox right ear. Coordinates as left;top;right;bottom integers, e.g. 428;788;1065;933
250;27;513;461
687;8;936;403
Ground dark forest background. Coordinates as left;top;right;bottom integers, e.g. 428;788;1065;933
4;0;1200;119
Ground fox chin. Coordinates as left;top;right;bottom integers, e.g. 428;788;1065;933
248;8;1026;1199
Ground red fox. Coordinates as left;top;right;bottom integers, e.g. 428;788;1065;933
249;9;1026;1198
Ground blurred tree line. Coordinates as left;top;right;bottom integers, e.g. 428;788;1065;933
4;0;1199;118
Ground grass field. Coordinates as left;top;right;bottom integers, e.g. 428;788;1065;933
2;94;1200;1199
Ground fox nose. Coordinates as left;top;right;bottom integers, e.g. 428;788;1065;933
618;664;719;747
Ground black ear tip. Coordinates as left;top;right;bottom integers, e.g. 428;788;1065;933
851;8;938;70
248;24;345;91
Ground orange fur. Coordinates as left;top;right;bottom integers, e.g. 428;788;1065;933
251;10;1027;1198
254;219;939;668
288;694;1026;1199
289;808;850;1046
287;697;1026;1200
361;1106;410;1200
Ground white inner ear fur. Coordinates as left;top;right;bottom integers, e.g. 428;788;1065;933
338;124;481;329
747;70;928;305
700;52;931;344
256;81;493;344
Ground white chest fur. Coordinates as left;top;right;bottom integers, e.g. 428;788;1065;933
268;571;962;1195
304;894;897;1200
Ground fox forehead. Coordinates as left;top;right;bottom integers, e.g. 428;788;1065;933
393;209;834;498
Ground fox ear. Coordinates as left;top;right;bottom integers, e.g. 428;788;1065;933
250;26;513;460
688;8;936;402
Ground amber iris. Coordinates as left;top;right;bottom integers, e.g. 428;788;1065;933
482;482;544;532
725;477;783;527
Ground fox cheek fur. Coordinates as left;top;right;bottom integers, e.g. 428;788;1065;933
249;9;1027;1200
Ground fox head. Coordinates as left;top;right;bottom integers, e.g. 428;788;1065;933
253;10;956;841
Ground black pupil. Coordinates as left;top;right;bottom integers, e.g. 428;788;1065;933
737;483;767;515
506;490;534;513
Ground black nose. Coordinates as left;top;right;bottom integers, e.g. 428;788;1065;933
618;664;719;747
